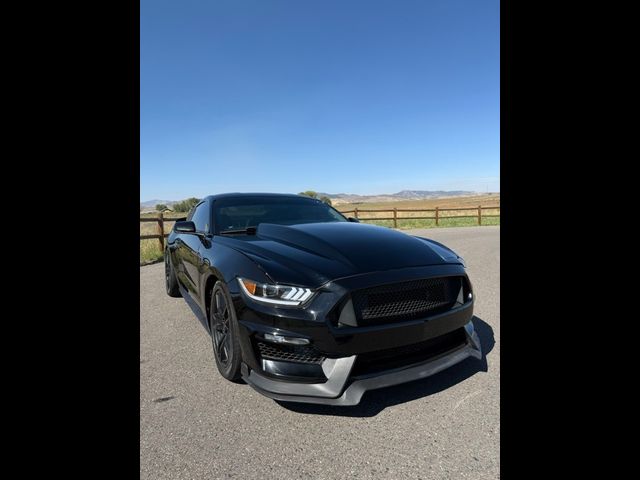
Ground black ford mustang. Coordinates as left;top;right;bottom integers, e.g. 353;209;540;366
165;193;481;405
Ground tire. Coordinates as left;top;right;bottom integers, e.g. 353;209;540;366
209;281;242;382
165;249;181;298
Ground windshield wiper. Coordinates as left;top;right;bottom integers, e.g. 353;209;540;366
218;226;257;235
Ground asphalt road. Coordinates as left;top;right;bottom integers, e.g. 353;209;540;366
140;226;500;479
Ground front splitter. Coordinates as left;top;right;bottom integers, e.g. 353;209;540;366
242;322;482;406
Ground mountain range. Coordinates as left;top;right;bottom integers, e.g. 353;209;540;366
140;199;178;208
317;190;478;205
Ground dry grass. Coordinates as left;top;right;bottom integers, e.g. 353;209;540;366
336;194;500;228
140;239;164;264
336;194;500;211
139;212;187;264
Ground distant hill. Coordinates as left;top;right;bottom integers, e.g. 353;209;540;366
318;190;479;205
140;190;484;209
140;199;177;209
394;190;473;198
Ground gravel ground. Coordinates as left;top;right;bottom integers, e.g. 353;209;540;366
140;226;500;479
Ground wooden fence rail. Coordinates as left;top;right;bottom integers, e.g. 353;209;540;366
139;214;186;251
338;205;500;228
140;205;500;249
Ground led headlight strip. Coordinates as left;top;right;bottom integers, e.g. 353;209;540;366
238;278;314;306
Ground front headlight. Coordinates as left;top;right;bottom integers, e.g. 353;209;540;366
237;277;315;306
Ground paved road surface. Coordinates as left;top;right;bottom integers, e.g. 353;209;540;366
140;226;500;479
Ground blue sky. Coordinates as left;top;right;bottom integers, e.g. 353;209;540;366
140;0;499;201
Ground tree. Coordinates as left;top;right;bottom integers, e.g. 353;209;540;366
299;190;318;199
155;204;168;212
319;196;332;206
173;197;201;212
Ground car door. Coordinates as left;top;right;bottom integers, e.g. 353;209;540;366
171;207;195;287
180;200;211;297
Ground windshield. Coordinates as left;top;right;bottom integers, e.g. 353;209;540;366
214;196;347;232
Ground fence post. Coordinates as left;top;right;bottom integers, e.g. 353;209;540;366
354;207;359;219
393;208;397;228
158;211;164;251
478;205;482;226
435;207;439;226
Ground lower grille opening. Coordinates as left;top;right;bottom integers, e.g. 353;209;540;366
351;328;468;377
256;341;325;365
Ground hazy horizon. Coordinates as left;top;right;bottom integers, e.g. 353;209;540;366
140;188;500;204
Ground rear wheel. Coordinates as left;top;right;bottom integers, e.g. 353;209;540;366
165;250;181;297
209;281;242;382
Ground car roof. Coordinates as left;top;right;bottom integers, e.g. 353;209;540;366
204;193;312;202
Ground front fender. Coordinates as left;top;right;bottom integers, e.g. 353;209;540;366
198;241;271;313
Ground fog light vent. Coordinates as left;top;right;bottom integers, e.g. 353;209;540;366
256;341;324;364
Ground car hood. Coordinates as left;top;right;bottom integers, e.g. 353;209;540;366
214;222;463;287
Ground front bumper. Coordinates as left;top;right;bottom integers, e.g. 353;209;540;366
230;265;482;406
240;320;481;406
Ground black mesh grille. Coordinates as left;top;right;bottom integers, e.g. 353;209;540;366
256;341;325;364
351;327;467;377
351;277;462;326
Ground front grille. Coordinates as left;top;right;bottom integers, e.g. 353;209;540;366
351;327;468;377
350;276;462;326
256;341;325;364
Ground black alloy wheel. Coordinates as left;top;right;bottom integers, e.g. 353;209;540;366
165;250;181;297
209;282;242;381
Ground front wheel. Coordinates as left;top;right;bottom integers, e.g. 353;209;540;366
209;281;242;382
165;250;181;297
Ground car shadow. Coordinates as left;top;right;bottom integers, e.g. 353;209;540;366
275;315;495;417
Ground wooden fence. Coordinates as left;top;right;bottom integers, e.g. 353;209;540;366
339;205;500;228
139;212;186;251
140;205;500;250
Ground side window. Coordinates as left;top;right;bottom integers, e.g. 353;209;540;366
190;202;211;233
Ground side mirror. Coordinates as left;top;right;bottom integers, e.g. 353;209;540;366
347;217;360;223
174;221;196;233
